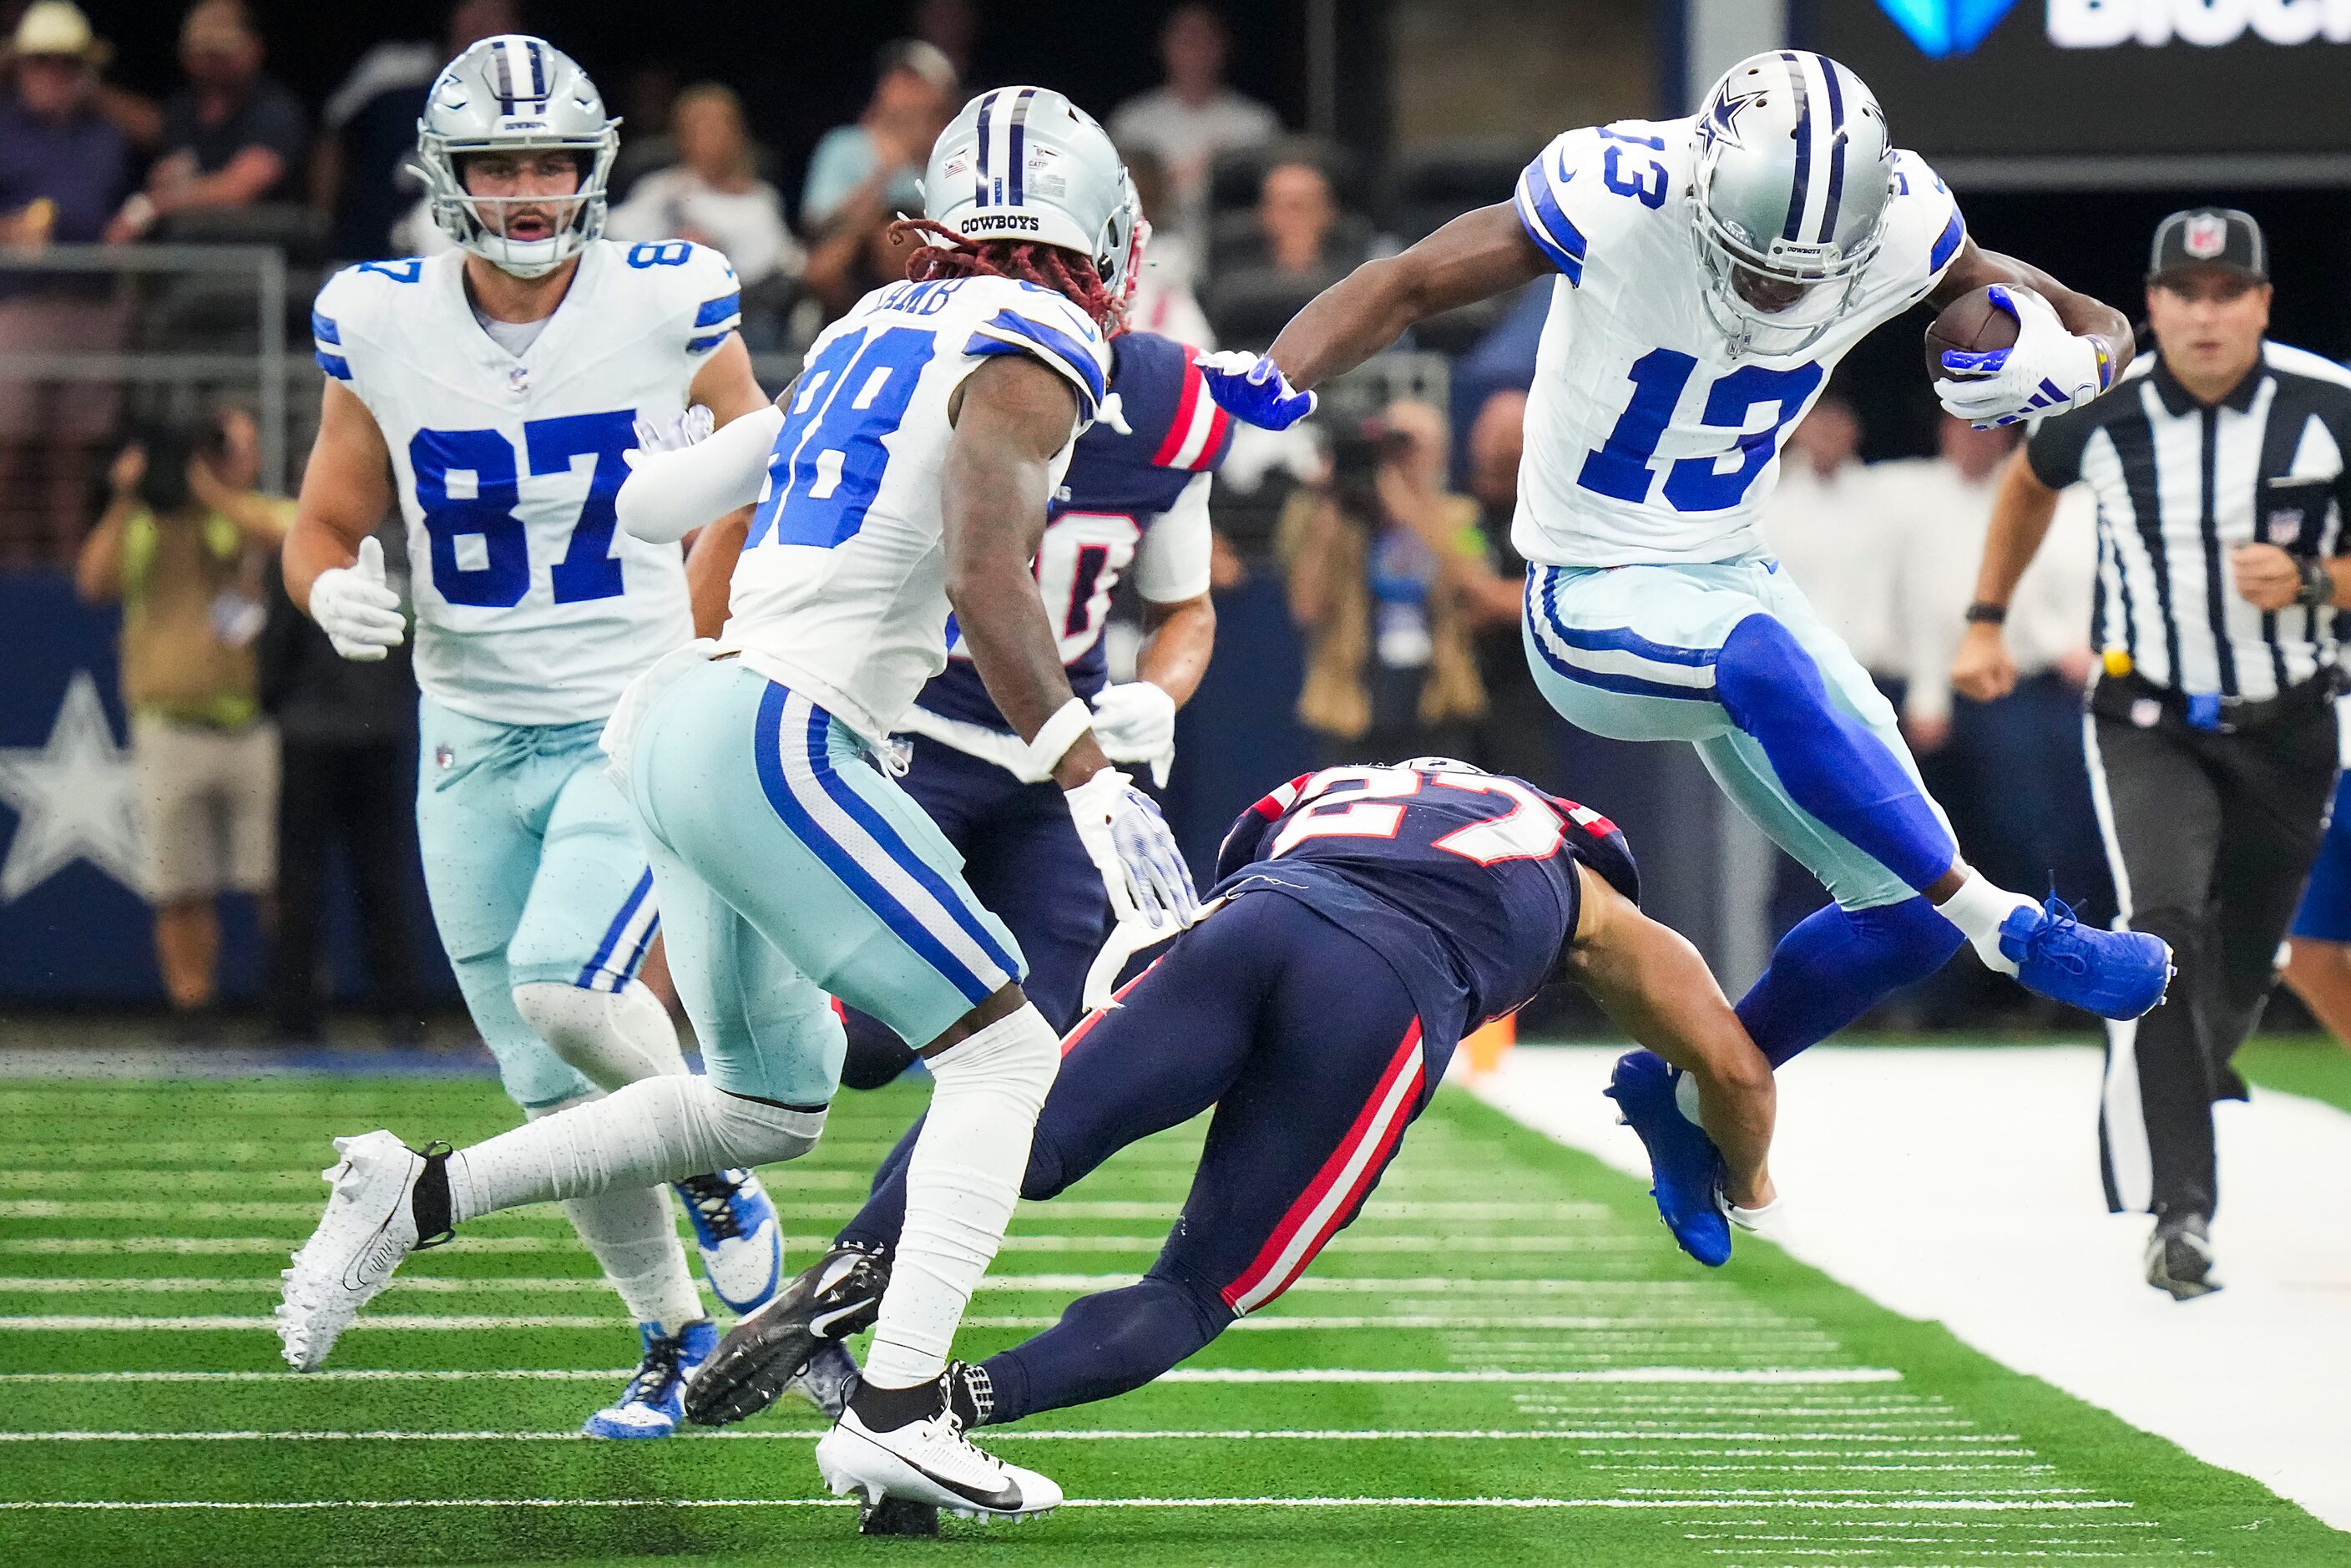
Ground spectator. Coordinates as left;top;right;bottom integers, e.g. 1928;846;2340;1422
1201;156;1368;346
911;0;980;84
76;413;286;1034
608;83;801;305
799;39;955;231
1888;414;2106;924
1108;3;1277;230
605;62;684;201
799;39;955;321
1255;159;1346;279
311;0;516;261
0;1;134;559
257;500;423;1045
1279;402;1487;765
1121;144;1214;348
106;0;308;244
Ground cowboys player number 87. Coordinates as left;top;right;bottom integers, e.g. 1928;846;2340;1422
276;35;786;1439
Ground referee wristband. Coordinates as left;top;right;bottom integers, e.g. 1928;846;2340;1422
2296;557;2335;610
1964;602;2009;625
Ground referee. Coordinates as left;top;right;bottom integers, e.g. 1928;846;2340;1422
1952;209;2351;1300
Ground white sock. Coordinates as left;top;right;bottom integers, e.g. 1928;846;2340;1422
452;1076;824;1221
1934;871;2036;976
862;1003;1060;1390
518;1098;703;1335
512;979;688;1092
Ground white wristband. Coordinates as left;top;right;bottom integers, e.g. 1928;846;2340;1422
1012;697;1095;784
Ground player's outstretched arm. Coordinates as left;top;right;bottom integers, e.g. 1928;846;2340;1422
1267;203;1550;392
1562;864;1776;1210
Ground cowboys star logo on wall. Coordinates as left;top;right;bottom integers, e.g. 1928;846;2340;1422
2183;215;2229;259
0;671;146;903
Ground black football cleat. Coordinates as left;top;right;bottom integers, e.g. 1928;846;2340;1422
682;1242;889;1426
2146;1211;2220;1301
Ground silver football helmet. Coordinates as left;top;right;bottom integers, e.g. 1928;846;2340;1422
1691;50;1893;356
921;87;1140;302
414;35;619;279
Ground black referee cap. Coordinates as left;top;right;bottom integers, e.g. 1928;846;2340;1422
2149;208;2268;285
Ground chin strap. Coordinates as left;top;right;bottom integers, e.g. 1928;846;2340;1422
1009;697;1096;785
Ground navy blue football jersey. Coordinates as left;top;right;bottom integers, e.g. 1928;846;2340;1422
918;330;1234;732
1211;764;1639;1048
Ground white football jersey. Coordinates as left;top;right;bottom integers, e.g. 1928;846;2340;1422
722;273;1112;746
312;239;743;725
1510;116;1964;569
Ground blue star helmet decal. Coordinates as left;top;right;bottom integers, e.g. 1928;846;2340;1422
1873;0;2020;58
1701;76;1769;151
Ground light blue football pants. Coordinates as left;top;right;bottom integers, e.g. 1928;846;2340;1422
1521;556;1957;912
624;659;1026;1108
416;699;661;1110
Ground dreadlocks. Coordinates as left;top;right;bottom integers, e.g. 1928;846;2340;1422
889;218;1121;332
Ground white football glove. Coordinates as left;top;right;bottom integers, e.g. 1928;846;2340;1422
1089;681;1178;787
1064;766;1201;930
1932;284;2111;429
308;534;405;662
625;403;715;465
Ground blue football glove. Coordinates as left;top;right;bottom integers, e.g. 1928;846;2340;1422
1933;284;2111;430
1194;351;1318;431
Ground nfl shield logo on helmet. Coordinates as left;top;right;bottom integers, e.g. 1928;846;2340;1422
2184;215;2228;259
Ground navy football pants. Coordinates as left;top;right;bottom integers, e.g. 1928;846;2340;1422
835;889;1444;1424
838;734;1110;1083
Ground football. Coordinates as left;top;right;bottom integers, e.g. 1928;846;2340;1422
1924;285;2024;381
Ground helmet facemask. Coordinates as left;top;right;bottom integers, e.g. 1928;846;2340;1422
417;134;616;279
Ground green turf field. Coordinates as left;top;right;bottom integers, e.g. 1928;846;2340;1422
1;1071;2341;1567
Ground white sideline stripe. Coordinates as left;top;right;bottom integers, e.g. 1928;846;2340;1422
0;1312;1857;1333
0;1428;1970;1444
1474;1045;2351;1535
0;1497;2134;1513
0;1168;872;1191
0;1365;1904;1386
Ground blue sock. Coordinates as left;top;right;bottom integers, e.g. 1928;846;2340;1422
1716;615;1955;893
979;1268;1231;1424
1737;898;1962;1066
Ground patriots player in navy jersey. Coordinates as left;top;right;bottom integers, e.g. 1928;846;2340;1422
837;326;1232;1090
682;758;1780;1436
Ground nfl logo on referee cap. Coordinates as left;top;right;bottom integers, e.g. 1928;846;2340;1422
2184;215;2229;259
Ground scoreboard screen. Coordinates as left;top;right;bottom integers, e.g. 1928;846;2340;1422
1797;0;2351;164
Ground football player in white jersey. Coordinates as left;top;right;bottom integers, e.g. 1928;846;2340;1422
266;88;1193;1522
273;37;785;1437
1194;51;2174;1263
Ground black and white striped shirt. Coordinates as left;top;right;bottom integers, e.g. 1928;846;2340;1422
2027;341;2351;702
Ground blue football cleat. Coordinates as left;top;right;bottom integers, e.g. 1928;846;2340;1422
1999;896;2173;1020
675;1168;782;1315
583;1319;719;1438
1605;1049;1732;1268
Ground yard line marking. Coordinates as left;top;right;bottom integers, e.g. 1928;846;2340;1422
0;1497;2137;1513
0;1169;877;1191
1;1428;1982;1444
0;1366;1904;1386
0;1233;1629;1257
0;1311;1854;1333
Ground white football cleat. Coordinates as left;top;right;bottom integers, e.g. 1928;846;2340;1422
815;1368;1061;1522
276;1130;432;1372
